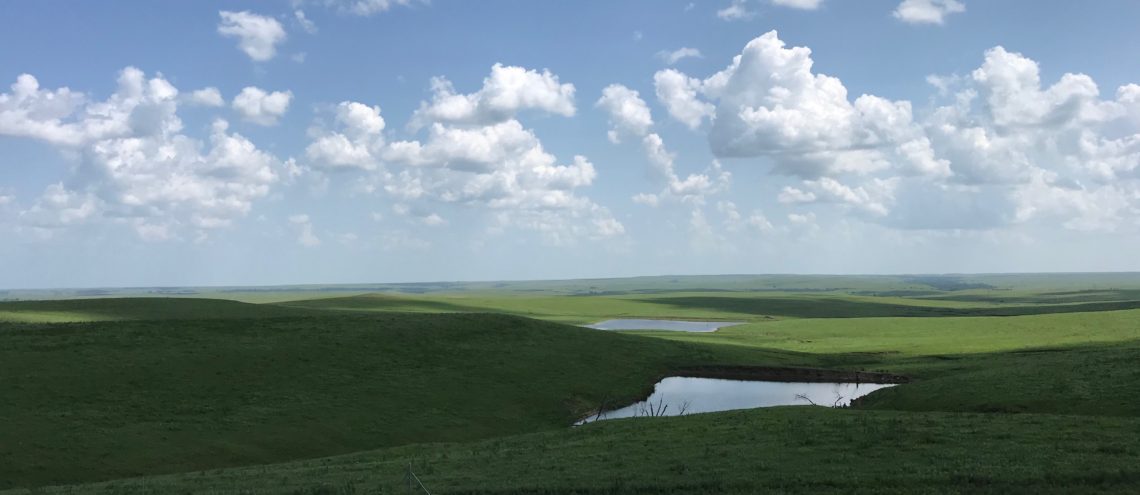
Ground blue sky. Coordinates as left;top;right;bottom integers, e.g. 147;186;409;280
2;0;1140;289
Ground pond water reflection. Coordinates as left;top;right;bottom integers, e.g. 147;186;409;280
579;376;895;424
585;319;744;332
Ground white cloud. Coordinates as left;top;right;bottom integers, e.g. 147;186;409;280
779;177;897;216
422;213;446;226
909;46;1140;231
187;87;224;107
970;46;1107;128
232;87;293;126
384;120;597;207
411;64;576;128
661;31;944;179
1012;170;1134;232
19;183;98;228
357;65;621;241
717;0;755;21
596;84;654;143
657;47;703;65
297;68;621;242
636;134;730;205
772;0;823;10
294;10;318;34
747;211;775;233
639;31;1140;234
393;203;447;226
0;68;182;147
321;0;418;16
653;69;714;130
777;186;816;203
597;79;728;206
217;11;287;62
289;214;321;247
306;101;386;170
788;212;816;224
2;68;284;239
893;0;965;25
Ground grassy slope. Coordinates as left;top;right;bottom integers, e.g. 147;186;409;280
277;291;1140;325
646;309;1140;356
5;292;1140;492
0;298;317;323
15;408;1140;494
0;309;800;489
640;310;1140;417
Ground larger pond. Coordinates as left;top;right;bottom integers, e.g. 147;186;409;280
585;319;744;332
578;377;896;424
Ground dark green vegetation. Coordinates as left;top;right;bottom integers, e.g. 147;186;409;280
0;310;799;489
0;297;318;322
20;408;1140;494
3;273;1140;493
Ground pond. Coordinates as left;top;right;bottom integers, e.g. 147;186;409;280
578;376;896;424
585;319;744;332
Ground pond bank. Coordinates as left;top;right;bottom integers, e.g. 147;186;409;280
672;365;911;384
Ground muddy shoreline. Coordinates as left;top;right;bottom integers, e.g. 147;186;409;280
672;365;911;384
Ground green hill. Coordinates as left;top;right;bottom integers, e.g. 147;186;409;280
0;308;796;489
0;297;318;323
4;294;1140;492
13;407;1140;494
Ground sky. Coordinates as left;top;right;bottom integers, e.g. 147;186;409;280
2;0;1140;289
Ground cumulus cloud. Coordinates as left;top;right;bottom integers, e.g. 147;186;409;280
294;10;318;34
217;11;287;62
913;46;1140;231
717;0;755;20
289;214;321;247
393;203;446;226
654;69;714;130
893;0;965;25
410;64;575;128
0;74;93;146
772;0;823;9
660;31;946;180
319;0;419;16
718;201;774;234
641;30;1140;234
306;101;386;170
778;177;897;217
596;84;653;142
636;134;731;205
596;81;729;205
657;47;703;65
300;64;623;243
0;68;284;239
0;68;185;147
187;87;224;107
232;87;293;126
384;120;598;207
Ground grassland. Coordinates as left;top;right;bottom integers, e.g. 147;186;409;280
0;305;807;489
16;408;1140;494
2;273;1140;493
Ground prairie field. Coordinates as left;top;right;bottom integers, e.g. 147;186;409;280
2;274;1140;493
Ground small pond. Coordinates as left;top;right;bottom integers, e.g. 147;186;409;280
578;376;896;424
585;319;744;332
